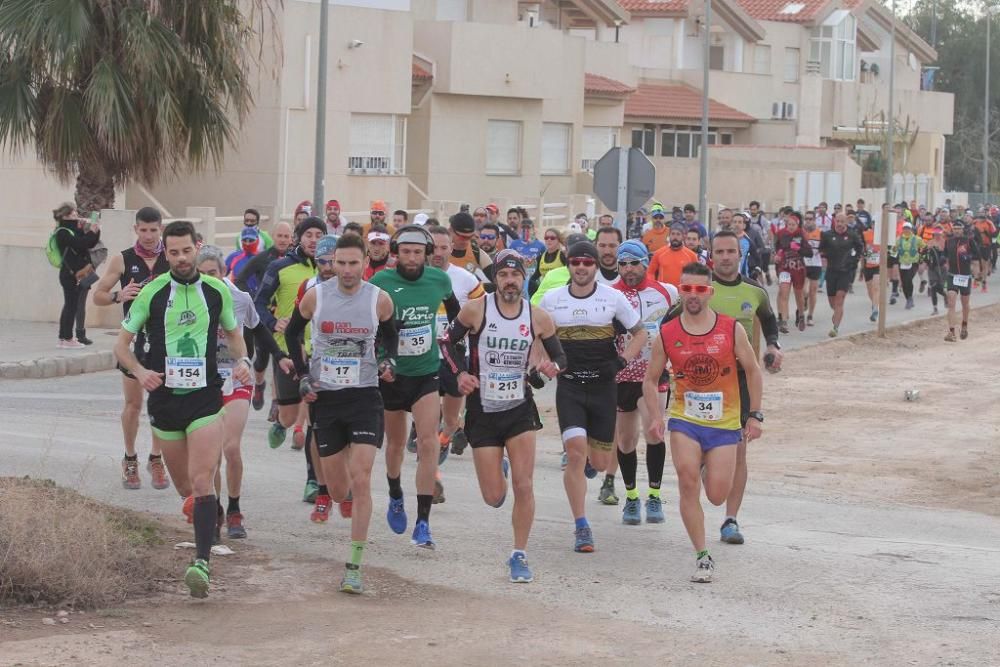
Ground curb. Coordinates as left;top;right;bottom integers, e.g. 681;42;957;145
0;350;116;380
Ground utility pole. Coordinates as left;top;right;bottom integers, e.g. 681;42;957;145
698;0;712;231
878;0;896;338
983;8;996;199
312;0;330;212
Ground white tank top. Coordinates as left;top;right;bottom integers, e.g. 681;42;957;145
471;294;534;413
309;280;380;391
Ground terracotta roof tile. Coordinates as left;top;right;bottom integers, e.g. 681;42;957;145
412;63;432;82
733;0;830;23
584;72;636;96
617;0;689;12
624;83;755;122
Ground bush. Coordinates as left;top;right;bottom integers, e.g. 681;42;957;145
0;476;174;608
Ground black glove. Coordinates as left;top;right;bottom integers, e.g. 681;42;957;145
527;368;546;389
615;355;628;371
298;375;315;399
378;358;396;382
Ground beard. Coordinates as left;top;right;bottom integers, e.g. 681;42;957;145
500;284;521;303
670;240;682;249
683;298;703;315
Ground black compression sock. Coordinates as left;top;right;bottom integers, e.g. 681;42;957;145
193;495;218;561
417;494;432;523
646;442;666;489
617;449;638;490
148;454;161;462
318;484;329;496
227;496;240;515
304;434;316;483
124;454;138;462
891;279;899;293
387;476;403;500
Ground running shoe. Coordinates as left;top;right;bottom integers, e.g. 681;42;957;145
806;315;814;327
905;298;914;310
622;498;641;525
268;422;287;449
584;459;598;479
944;330;956;342
386;496;407;534
121;457;141;490
508;553;534;583
432;479;446;504
932;307;939;315
405;423;417;454
310;495;331;523
184;559;211;598
919;279;927;293
796;312;805;332
339;491;353;518
574;526;595;553
411;519;435;549
252;381;266;411
828;327;838;338
340;564;363;594
645;496;665;524
869;308;878;322
182;495;194;524
691;554;714;583
267;401;278;423
226;512;247;539
303;479;319;503
437;430;450;465
890;293;898;305
960;325;968;340
778;319;789;334
720;517;745;544
560;451;568;471
597;478;619;505
502;456;510;479
147;457;170;490
291;425;305;450
450;428;469;455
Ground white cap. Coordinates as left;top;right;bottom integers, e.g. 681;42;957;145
413;213;429;226
567;221;582;234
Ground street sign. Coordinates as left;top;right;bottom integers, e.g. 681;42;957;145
592;147;656;213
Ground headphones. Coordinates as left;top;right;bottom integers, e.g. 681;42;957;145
389;224;434;255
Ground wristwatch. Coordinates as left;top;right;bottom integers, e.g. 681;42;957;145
240;356;253;369
748;411;764;423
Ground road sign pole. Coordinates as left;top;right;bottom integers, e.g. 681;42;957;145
615;145;629;239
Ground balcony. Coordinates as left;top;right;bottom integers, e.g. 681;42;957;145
822;80;954;138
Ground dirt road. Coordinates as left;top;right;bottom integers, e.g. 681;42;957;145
2;308;999;666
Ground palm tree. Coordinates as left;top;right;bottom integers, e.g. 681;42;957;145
0;0;280;212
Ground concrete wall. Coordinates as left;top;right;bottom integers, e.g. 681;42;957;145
0;154;78;229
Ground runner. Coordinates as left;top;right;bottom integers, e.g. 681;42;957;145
439;250;564;583
113;220;252;598
449;212;493;284
773;211;813;333
235;208;273;252
895;222;924;309
972;214;996;291
195;246;294;539
818;213;864;337
684;229;709;265
477;223;501;261
802;213;823;326
369;225;460;548
920;227;947;315
324;199;347;236
860;226;882;322
92;206;171;491
647;223;698;287
363;225;394;280
610;241;676;524
529;228;567;294
284;233;398;593
538;241;647;552
529;232;591;304
644;261;764;583
508;219;546;280
747;201;773;285
943;221;980;342
594;226;622;284
641;205;670;252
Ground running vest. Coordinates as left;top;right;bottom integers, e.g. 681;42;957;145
216;279;260;395
660;313;742;431
537;251;565;278
308;279;381;392
470;294;534;413
120;248;169;317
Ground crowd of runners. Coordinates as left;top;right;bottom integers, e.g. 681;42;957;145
49;194;994;598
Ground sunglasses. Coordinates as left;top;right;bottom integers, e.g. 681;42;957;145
316;258;334;267
544;235;559;241
679;284;711;294
370;211;385;216
569;257;596;267
618;259;642;267
479;234;496;240
243;219;258;225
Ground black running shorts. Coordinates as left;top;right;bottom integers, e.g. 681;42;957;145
555;381;617;450
380;372;439;412
465;397;542;448
312;387;384;457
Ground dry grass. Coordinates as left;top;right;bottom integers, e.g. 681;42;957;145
0;476;175;608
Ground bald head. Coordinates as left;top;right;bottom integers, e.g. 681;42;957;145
273;221;294;252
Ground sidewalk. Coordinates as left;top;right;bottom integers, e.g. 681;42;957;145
0;321;118;379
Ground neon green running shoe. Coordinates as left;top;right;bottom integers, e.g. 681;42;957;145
184;558;210;598
340;564;363;594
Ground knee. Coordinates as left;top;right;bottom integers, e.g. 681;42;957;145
223;440;242;462
511;475;533;499
481;488;506;508
705;484;728;506
122;398;142;414
676;470;701;496
350;467;372;490
564;444;586;466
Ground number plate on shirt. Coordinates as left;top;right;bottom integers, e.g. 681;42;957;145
165;357;207;389
320;356;360;386
484;371;523;402
219;367;234;396
952;274;970;287
683;391;722;422
399;324;432;356
779;271;792;284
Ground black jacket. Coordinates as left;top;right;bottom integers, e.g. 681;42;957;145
55;221;100;274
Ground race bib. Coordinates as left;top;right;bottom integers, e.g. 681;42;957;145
436;313;449;339
165;357;207;389
643;321;659;354
868;252;880;264
320;355;360;386
484;371;523;402
684;391;722;422
952;274;970;287
779;271;792;284
900;263;913;270
399;324;432;357
804;254;822;267
219;367;234;396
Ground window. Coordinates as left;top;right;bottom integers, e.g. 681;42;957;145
660;128;675;157
709;45;725;71
487;120;522;175
676;131;692;158
753;45;771;75
810;12;855;80
541;123;572;176
348;114;406;174
659;125;728;158
631;124;655;156
581;126;617;171
784;47;800;82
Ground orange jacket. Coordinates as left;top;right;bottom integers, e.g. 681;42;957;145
646;245;698;287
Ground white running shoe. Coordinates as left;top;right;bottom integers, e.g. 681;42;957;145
691;554;714;583
58;339;86;349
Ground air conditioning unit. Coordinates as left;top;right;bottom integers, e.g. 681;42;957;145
771;102;782;119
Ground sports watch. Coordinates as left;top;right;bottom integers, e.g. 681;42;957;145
748;411;764;423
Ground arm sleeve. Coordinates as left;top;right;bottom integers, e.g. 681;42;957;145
254;264;281;331
540;334;567;370
754;287;780;347
251;321;284;360
377;317;399;361
443;292;461;322
439;319;471;375
283;307;310;376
